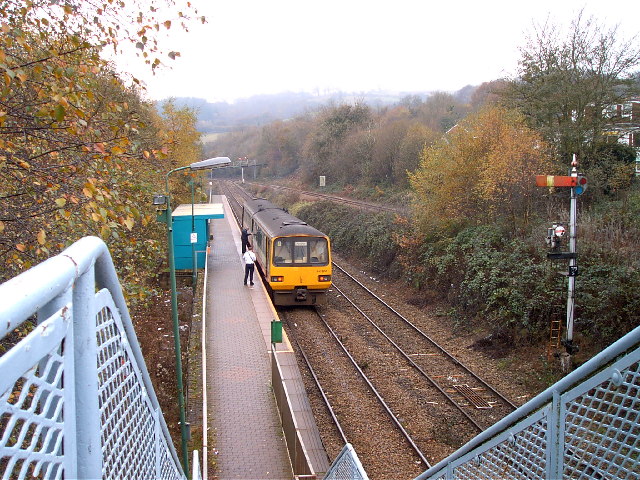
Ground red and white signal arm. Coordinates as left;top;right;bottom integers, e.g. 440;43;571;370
554;225;566;237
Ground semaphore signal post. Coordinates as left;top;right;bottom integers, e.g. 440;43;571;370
536;154;587;372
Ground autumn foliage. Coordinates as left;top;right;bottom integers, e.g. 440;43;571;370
409;106;555;235
0;0;204;300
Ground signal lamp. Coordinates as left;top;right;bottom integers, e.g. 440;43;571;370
271;276;284;282
575;175;587;195
318;275;331;282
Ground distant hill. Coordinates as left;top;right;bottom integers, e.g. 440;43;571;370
161;90;438;134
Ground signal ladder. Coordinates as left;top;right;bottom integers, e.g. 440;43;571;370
547;261;568;361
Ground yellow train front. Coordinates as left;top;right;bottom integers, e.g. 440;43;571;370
242;198;331;306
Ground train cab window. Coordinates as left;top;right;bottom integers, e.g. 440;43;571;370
295;241;314;263
273;240;293;264
308;238;328;264
273;237;328;266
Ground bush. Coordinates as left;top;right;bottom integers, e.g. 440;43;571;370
577;258;640;347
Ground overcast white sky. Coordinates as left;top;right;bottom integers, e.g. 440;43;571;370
123;1;640;104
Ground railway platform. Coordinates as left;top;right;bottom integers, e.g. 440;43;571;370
202;194;329;479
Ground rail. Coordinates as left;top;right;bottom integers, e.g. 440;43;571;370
414;323;640;479
0;236;185;480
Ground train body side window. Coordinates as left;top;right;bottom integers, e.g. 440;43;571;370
255;227;264;253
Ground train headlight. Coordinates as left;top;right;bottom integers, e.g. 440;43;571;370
271;276;284;282
318;275;331;282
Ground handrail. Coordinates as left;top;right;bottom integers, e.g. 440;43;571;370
0;236;185;479
414;323;640;479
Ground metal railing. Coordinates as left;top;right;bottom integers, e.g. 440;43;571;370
323;443;368;480
0;236;185;480
414;324;640;480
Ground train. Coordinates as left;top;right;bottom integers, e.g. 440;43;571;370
241;198;332;306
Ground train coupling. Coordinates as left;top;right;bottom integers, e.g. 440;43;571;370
295;288;308;302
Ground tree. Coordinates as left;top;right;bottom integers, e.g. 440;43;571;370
370;115;411;187
0;0;203;284
470;80;510;111
503;11;640;165
416;92;470;133
581;141;638;198
301;103;371;185
159;99;203;168
409;106;555;236
395;123;438;189
256;121;302;177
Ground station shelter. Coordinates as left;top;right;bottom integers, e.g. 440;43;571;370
172;203;224;270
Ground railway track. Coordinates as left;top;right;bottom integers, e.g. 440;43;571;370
330;262;518;432
244;181;409;216
281;307;428;480
216;180;249;222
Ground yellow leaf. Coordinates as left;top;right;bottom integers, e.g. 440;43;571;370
0;220;4;233
54;105;65;122
124;217;134;230
91;212;101;222
83;187;93;198
143;150;150;158
37;229;46;245
55;198;66;207
16;243;26;252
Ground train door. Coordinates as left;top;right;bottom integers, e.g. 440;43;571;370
265;237;271;277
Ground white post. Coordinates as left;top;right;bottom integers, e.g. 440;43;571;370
564;155;579;371
73;267;102;478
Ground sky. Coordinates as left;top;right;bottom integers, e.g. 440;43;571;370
122;1;640;104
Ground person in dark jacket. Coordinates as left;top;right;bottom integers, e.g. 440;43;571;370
241;228;252;254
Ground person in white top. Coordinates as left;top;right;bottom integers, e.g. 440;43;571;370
243;245;257;286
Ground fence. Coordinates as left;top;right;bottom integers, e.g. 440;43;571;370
323;444;368;480
414;324;640;480
0;236;185;480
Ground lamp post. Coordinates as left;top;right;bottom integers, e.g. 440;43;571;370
190;179;197;289
154;157;230;475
